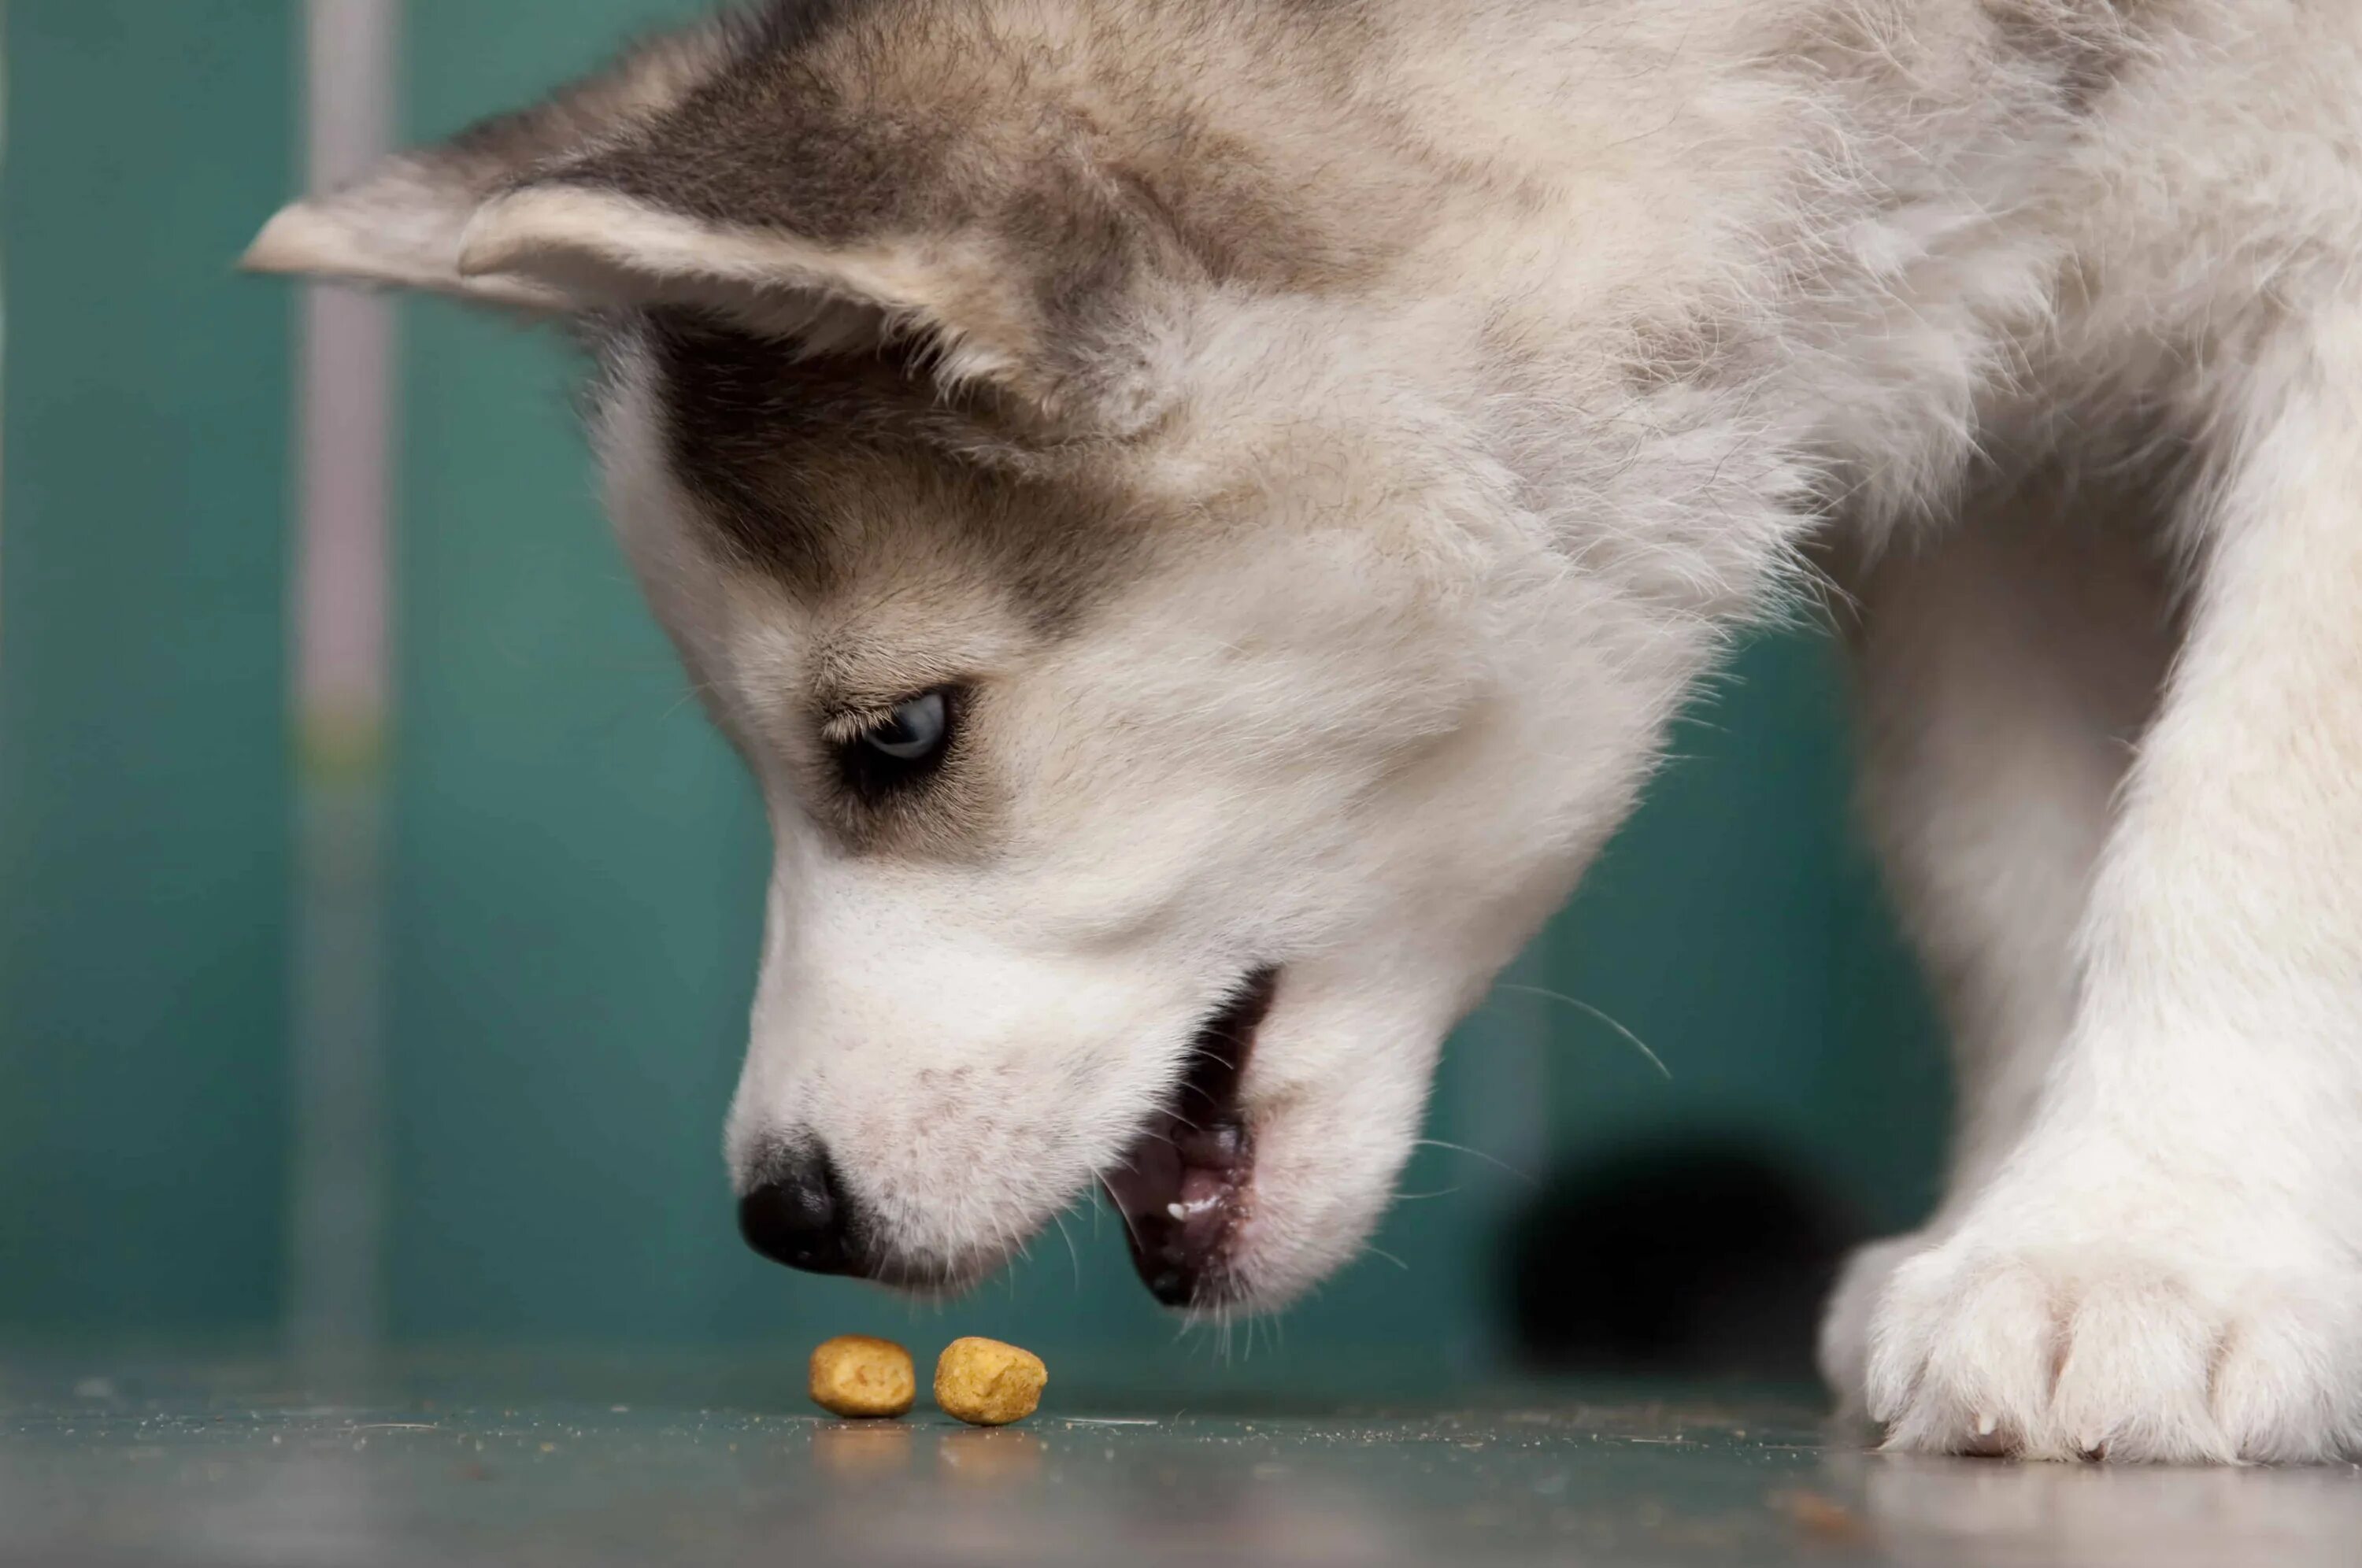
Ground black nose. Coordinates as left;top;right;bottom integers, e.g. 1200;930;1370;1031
739;1149;861;1275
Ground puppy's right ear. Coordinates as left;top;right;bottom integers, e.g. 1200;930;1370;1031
242;20;740;311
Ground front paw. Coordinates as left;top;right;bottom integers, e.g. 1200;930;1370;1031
1820;1230;1932;1416
1864;1224;2362;1463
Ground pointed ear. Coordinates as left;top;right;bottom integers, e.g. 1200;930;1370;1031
242;19;744;310
442;180;1046;396
246;8;1181;427
244;165;572;312
441;161;1171;425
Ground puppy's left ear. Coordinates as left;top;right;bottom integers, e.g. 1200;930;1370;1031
242;19;748;313
439;178;1073;409
245;14;1180;429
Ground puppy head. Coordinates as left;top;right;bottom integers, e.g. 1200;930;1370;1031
590;313;1649;1308
250;0;1744;1310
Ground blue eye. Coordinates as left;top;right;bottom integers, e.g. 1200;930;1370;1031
861;691;950;762
836;688;960;803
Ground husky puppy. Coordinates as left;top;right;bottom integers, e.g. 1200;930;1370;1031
249;0;2362;1462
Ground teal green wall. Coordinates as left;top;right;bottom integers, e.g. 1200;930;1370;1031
0;0;297;1334
1;0;1946;1367
386;0;773;1350
1537;634;1948;1232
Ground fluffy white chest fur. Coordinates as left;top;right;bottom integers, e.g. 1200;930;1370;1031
249;0;2362;1463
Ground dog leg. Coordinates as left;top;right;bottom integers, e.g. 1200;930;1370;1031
1868;309;2362;1463
1818;486;2174;1415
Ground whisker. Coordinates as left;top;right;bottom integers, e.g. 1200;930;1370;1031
1498;982;1673;1080
1052;1210;1083;1290
1412;1137;1537;1185
1364;1243;1411;1272
1098;1182;1152;1257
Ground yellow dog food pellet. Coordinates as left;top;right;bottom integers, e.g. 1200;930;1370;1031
809;1335;916;1418
934;1337;1047;1426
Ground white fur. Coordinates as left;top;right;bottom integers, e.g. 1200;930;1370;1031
251;0;2362;1462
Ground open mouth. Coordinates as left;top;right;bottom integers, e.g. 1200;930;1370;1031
1101;967;1281;1307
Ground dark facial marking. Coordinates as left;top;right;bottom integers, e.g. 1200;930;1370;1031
622;311;1162;861
636;312;1146;633
643;312;915;593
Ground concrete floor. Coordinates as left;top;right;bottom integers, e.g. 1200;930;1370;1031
4;1358;2359;1566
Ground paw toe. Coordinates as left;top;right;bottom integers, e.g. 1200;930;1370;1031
1820;1232;1925;1415
1873;1254;2060;1456
2049;1274;2227;1463
2209;1307;2362;1464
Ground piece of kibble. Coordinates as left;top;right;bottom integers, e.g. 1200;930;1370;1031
933;1337;1047;1426
809;1334;916;1418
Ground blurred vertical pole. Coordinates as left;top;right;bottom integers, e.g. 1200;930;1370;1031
288;0;398;1373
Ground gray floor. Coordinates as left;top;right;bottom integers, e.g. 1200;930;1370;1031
5;1358;2359;1566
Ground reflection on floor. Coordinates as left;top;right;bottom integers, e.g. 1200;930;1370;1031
3;1357;2357;1566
